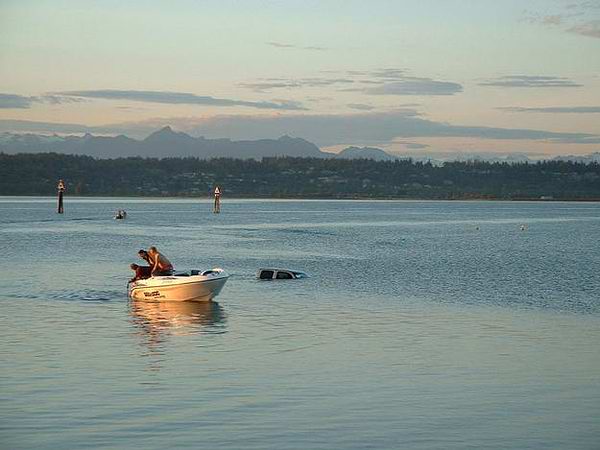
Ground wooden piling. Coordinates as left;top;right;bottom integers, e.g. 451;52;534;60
57;179;65;214
213;186;221;214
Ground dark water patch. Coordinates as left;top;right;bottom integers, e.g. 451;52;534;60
41;289;126;303
273;228;338;236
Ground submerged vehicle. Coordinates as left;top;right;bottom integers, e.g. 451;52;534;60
257;268;308;280
128;268;229;302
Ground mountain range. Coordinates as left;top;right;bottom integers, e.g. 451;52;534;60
1;127;599;164
0;126;326;159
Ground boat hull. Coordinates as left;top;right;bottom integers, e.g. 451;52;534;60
128;269;229;302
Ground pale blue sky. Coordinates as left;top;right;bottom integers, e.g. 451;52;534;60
1;0;599;156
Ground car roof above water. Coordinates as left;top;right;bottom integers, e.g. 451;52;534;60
257;268;308;280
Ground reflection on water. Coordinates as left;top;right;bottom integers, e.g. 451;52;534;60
129;300;226;352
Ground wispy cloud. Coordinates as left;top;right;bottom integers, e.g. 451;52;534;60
0;94;32;109
540;15;564;25
239;77;354;92
0;119;96;134
369;68;406;80
566;1;600;10
366;77;463;96
55;89;306;110
525;3;600;39
243;69;459;97
499;106;600;113
568;20;600;38
395;140;430;149
479;75;582;88
0;93;85;109
266;41;327;51
317;69;462;96
347;103;375;111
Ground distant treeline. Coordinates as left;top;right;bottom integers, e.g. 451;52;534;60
2;152;600;200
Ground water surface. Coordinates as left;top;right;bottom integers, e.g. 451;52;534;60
1;198;599;449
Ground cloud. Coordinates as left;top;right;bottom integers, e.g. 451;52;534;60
566;1;600;11
479;75;582;88
525;3;600;39
242;69;460;98
306;96;333;103
524;12;573;25
267;41;327;51
347;103;375;111
394;140;430;149
0;94;32;109
0;119;97;134
369;69;406;80
365;77;463;96
187;111;598;146
541;15;564;25
1;110;597;147
0;93;87;109
55;89;307;110
239;78;354;92
267;41;295;48
568;20;600;38
499;106;600;113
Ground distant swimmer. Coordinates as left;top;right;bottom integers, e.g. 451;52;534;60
520;224;527;231
148;246;174;276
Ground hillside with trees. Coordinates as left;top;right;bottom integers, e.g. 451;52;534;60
2;152;600;200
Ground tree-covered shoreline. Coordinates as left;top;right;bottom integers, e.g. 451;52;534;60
2;152;600;200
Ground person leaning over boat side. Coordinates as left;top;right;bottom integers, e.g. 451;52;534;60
148;246;174;276
138;249;153;266
129;263;151;282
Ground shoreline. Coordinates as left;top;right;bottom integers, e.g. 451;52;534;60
2;194;600;202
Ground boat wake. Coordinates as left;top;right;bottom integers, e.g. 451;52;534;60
27;289;126;302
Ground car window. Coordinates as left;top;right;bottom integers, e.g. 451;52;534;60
276;271;293;279
259;270;274;279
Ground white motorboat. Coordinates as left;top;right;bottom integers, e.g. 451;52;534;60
128;268;229;302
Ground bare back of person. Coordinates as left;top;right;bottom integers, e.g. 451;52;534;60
156;253;172;271
148;246;173;276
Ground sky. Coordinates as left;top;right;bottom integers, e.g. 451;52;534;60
1;0;599;157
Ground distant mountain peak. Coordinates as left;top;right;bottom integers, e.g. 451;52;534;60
335;146;396;161
143;125;194;143
151;125;175;136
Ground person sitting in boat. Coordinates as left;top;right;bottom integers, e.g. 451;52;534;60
129;263;151;282
148;246;173;276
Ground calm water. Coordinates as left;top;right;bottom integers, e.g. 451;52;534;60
1;197;599;450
